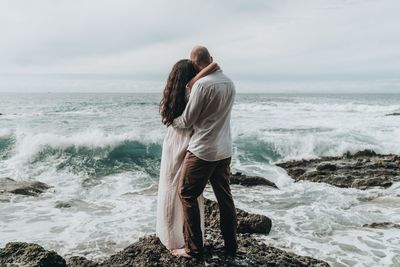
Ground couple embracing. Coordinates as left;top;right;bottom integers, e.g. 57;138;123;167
156;45;237;259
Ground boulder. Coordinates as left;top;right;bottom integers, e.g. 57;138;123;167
352;150;377;158
0;177;51;196
0;242;66;267
229;172;278;188
205;198;272;234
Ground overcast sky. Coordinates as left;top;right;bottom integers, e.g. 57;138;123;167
0;0;399;93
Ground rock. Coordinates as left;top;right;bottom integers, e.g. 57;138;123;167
100;231;330;267
67;256;99;267
362;222;400;229
276;150;399;190
0;177;51;196
385;112;400;116
55;201;72;209
205;198;272;234
352;150;377;158
229;172;278;188
288;168;307;177
351;177;393;190
316;163;337;172
0;242;66;267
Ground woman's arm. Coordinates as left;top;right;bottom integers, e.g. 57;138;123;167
187;63;219;89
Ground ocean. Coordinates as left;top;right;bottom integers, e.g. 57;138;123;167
0;92;399;266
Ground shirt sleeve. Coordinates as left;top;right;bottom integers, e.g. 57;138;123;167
172;82;204;129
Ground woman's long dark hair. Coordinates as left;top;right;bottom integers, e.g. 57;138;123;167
160;59;196;126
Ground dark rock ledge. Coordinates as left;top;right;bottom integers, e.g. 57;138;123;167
229;172;278;188
362;222;400;229
0;199;329;267
0;177;51;197
276;150;400;190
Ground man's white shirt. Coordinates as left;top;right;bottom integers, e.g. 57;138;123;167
172;69;235;162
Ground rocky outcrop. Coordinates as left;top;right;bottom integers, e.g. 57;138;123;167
276;150;400;190
100;230;330;267
229;172;278;188
0;242;66;267
0;177;51;196
205;198;272;234
0;172;332;266
362;222;400;229
0;229;329;267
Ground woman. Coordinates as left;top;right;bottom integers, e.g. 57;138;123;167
156;59;218;252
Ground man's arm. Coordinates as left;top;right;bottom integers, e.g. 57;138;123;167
187;63;219;89
172;83;204;129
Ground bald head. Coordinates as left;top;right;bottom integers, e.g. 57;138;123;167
190;45;213;71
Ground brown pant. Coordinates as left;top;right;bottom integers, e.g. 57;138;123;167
178;151;237;255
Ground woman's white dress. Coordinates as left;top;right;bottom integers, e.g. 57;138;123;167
156;91;205;250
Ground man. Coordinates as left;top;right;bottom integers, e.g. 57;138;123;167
171;45;237;259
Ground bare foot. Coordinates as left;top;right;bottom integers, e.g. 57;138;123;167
171;248;192;258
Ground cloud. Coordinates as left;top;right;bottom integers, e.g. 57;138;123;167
0;0;399;92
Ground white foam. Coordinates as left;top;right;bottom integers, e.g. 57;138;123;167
0;129;13;138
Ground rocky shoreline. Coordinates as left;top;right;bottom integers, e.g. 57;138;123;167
276;149;400;190
1;149;399;266
0;172;330;266
0;197;329;267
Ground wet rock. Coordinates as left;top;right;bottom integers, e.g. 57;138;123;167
67;256;99;267
205;198;272;234
0;177;51;196
316;163;337;172
0;242;66;267
362;222;400;229
352;150;377;158
351;177;393;190
385;112;400;116
289;168;307;177
276;150;400;190
55;201;73;208
100;231;330;267
229;172;278;188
